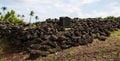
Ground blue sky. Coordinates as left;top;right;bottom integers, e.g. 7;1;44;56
0;0;120;22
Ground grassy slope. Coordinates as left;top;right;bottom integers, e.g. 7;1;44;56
38;30;120;61
0;30;120;61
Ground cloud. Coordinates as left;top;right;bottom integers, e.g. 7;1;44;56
68;0;120;18
52;0;100;16
108;2;120;16
89;1;120;17
8;0;39;4
69;0;100;5
1;0;120;22
13;0;101;21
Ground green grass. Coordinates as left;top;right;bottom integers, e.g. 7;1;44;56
0;58;3;61
111;30;120;36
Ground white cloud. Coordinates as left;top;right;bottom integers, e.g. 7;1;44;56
69;0;100;5
108;2;120;16
52;0;100;15
87;11;109;17
89;1;120;18
12;0;39;4
2;0;120;22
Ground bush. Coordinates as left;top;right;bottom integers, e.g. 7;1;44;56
0;10;26;26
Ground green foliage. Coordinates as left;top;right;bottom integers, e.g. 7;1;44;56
1;6;7;15
96;17;103;21
30;11;34;16
1;6;7;11
104;16;116;20
31;24;37;28
35;16;39;20
35;16;39;22
0;10;26;25
0;12;1;15
116;16;120;20
0;58;3;61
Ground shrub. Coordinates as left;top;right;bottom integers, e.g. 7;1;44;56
0;10;26;25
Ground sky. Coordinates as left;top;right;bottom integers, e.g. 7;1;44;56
0;0;120;22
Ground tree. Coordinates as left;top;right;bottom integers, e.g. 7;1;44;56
1;10;26;25
29;10;34;23
22;15;24;18
0;12;1;15
17;14;20;17
0;12;1;17
21;15;25;19
1;6;7;15
35;16;39;22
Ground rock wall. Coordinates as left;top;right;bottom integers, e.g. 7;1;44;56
0;17;120;59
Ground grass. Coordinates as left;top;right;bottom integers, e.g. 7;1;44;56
0;58;3;61
111;30;120;36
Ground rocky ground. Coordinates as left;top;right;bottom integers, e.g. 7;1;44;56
0;30;120;61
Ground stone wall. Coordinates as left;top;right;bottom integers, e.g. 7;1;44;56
0;17;120;59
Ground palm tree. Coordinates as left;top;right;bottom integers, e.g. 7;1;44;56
17;14;21;18
0;12;1;16
35;16;39;22
1;6;7;15
22;15;24;18
29;10;34;23
20;14;24;19
0;12;1;21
